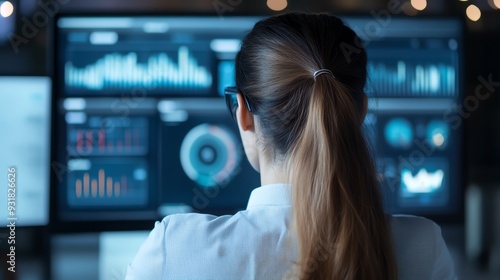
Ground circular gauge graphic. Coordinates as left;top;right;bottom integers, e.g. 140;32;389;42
180;124;241;188
384;118;414;149
426;120;449;149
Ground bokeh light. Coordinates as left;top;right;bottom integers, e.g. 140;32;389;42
411;0;427;11
488;0;500;9
0;1;14;18
267;0;287;11
466;4;481;21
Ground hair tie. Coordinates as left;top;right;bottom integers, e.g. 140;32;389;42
313;69;335;81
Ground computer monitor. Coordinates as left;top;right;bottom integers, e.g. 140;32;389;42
0;76;51;227
343;17;463;222
52;15;463;231
52;16;262;231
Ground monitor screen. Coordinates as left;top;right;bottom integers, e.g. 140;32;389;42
0;76;51;227
53;15;463;229
53;16;261;228
343;18;463;220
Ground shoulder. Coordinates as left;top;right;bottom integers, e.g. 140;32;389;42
389;214;440;235
163;211;232;225
163;206;288;235
151;210;289;278
126;212;241;280
388;214;442;254
159;210;265;248
388;215;456;280
162;211;247;233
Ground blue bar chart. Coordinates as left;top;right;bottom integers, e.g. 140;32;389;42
65;46;213;93
366;60;457;97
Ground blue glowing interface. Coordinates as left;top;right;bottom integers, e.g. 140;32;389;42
366;107;461;216
54;16;462;224
57;17;253;97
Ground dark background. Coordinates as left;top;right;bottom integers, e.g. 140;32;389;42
0;0;499;279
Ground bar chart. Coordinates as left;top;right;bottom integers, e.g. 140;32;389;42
67;159;149;207
74;169;128;199
65;46;213;93
67;116;148;156
366;60;457;97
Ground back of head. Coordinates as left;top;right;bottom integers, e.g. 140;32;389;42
236;13;397;280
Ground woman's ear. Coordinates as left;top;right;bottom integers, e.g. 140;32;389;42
235;93;260;172
236;94;255;132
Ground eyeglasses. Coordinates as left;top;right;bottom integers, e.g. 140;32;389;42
224;86;253;122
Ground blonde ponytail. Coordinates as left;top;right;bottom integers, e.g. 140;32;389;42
288;76;397;279
234;12;398;280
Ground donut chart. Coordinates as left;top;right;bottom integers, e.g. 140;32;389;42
180;124;241;188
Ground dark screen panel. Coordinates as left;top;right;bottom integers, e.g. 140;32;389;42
344;17;463;221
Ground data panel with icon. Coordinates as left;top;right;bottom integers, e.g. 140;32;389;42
159;99;258;212
66;158;149;207
366;104;461;216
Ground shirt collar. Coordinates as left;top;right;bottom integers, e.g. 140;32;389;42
246;183;291;209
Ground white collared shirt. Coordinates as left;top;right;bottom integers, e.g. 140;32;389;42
126;184;456;280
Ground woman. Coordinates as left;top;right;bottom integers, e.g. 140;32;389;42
126;13;455;280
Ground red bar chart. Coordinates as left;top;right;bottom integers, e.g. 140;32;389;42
68;116;148;156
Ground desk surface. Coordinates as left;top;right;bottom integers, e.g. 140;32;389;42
48;226;500;280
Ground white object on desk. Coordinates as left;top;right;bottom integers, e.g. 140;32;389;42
99;231;150;280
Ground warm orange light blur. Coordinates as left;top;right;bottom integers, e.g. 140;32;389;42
466;4;481;21
267;0;287;11
411;0;427;11
490;0;500;9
